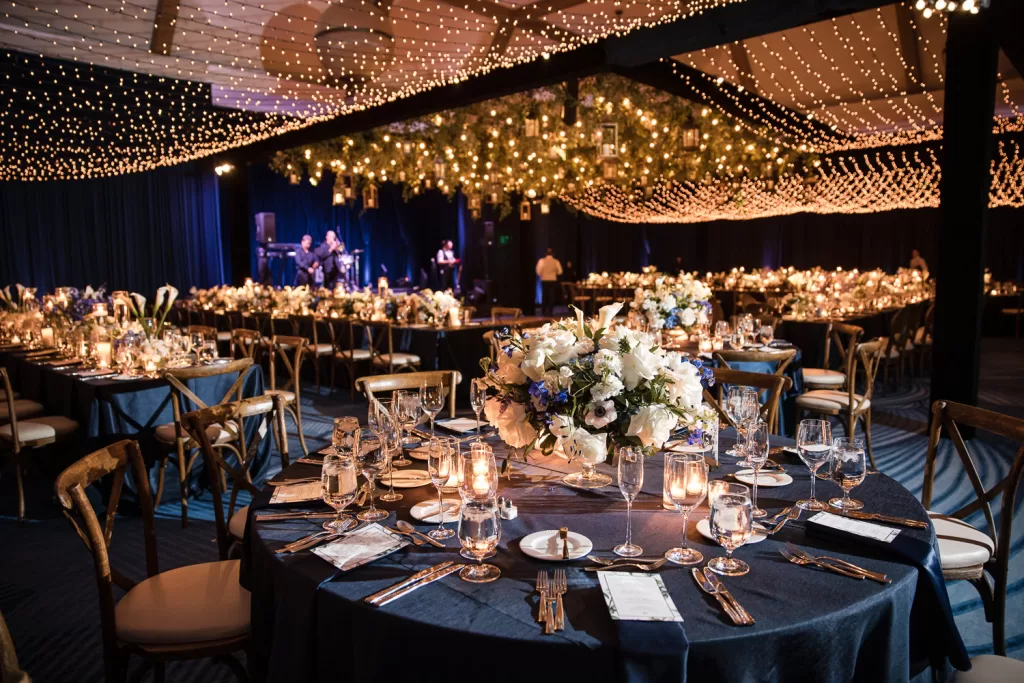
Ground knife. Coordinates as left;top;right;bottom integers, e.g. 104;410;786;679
366;562;460;606
702;568;755;625
691;568;745;626
838;510;928;529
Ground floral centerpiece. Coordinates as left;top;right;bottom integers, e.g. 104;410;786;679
480;303;713;485
115;284;178;339
630;274;712;334
415;289;459;326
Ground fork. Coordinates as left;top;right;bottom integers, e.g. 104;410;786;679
536;572;555;634
553;569;567;631
785;543;890;583
276;530;340;554
584;558;668;572
780;545;865;580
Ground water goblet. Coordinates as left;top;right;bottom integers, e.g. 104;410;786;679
420;378;446;438
758;325;774;347
614;447;645;557
189;332;204;361
796;419;832;511
321;453;359;532
714;320;730;339
744;421;769;518
469;378;487;441
332;416;360;456
707;481;753;576
829;436;867;510
392;389;419;465
200;340;217;362
355;428;389;522
457;501;502;583
663;451;708;565
426;438;456;540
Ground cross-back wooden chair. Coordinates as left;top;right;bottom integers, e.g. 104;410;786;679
155;358;252;527
328;316;371;399
482;330;500;362
703;367;791;435
355;370;462;418
55;440;249;683
921;400;1024;657
795;339;885;468
911;301;935;376
184;395;288;559
230;328;262;362
186;325;218;342
292;314;334;393
491;307;522;326
802;322;864;391
712;348;797;434
266;335;310;457
880;307;914;388
363;321;421;374
1;608;28;683
0;367;78;520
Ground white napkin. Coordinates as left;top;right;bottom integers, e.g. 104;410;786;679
312;523;409;571
269;481;322;504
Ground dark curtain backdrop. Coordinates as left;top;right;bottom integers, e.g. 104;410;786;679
0;162;224;293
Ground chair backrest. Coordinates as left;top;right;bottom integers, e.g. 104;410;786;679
821;321;864;371
54;440;158;683
184;395;288;559
713;348;797;377
0;608;28;683
187;324;217;341
363;322;398;372
843;338;884;411
491;307;522;325
231;328;261;360
163;358;254;446
267;335;307;393
355;370;462;418
705;367;791;434
0;369;25;449
886;306;913;356
482;330;499;362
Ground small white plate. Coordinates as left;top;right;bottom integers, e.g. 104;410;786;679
407;446;430;461
696;517;767;545
381;469;432;488
410;499;462;523
733;469;794;487
519;529;593;561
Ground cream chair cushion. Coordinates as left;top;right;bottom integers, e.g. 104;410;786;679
953;655;1024;682
115;560;250;645
0;415;78;442
154;421;238;444
0;400;45;422
229;505;249;540
373;353;420;366
928;512;994;570
796;390;870;412
216;330;232;342
801;368;846;387
313;343;333;355
335;348;372;361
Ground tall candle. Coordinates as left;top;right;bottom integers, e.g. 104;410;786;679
95;341;112;368
40;327;54;348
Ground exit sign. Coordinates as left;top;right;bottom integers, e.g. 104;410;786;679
498;235;511;246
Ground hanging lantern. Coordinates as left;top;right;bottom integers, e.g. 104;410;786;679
540;199;550;215
363;183;379;209
602;159;618;180
598;122;619;158
525;110;540;138
433;156;446;179
681;125;700;151
519;200;532;221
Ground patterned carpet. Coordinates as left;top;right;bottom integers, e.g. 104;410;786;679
1;339;1022;681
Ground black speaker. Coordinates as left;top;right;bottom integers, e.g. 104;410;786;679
255;212;276;244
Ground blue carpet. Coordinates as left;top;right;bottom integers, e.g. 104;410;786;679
1;339;1022;681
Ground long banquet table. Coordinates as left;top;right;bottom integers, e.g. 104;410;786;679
241;429;954;683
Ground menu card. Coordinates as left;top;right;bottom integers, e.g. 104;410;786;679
808;511;901;543
269;481;322;505
312;523;410;572
598;573;683;622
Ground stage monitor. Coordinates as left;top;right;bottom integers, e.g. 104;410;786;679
255;212;276;244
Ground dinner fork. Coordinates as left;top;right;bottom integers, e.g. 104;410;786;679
553;569;567;631
536;572;555;634
584;558;668;572
784;543;890;584
779;545;865;580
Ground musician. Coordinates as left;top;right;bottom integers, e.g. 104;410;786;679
436;239;458;290
294;234;319;286
316;229;346;289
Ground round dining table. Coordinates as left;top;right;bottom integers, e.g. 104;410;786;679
241;429;956;683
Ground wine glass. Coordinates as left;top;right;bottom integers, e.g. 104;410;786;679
714;320;730;339
758;325;774;347
354;428;389;522
377;407;404;503
469;378;487;441
200;340;218;362
663;451;708;565
189;332;203;361
332;416;360;456
829;436;867;510
707;481;753;576
420;378;446;437
727;332;745;350
320;453;359;532
744;421;769;518
392;390;419;465
614;446;645;557
457;500;502;583
796;419;832;511
426;438;456;540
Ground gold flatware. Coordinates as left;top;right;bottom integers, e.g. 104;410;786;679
691;568;746;626
395;520;447;548
386;526;426;546
265;477;319;487
837;510;928;529
369;564;463;606
584;558;668;572
702;568;755;625
364;561;456;605
295;457;324;465
784;543;891;584
553;569;567;631
276;530;343;554
559;527;569;560
587;556;664;566
256;512;334;522
536;571;553;633
780;544;865;580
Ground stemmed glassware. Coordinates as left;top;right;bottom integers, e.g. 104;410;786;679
355;428;390;522
744;421;769;519
420;378;446;438
758;325;774;347
829;436;867;510
614;447;645;557
426;438;456;540
459;442;498;503
320;453;359;532
392;389;419;465
374;402;404;503
714;320;730;339
457;501;502;583
707;481;754;576
469;378;487;441
332;416;360;456
189;332;203;362
663;451;709;565
796;419;832;511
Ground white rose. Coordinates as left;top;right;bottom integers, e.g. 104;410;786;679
591;375;624;402
679;307;697;328
621;343;661;390
547;329;580;365
484;399;538;449
494;348;527;385
662;364;704;411
567;427;608;465
573;337;595;355
626;405;678;450
557;366;574;388
520;346;549;382
661;294;677;310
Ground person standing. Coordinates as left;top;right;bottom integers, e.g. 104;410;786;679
909;248;928;274
436;240;457;290
317;229;345;289
294;234;319;286
536;248;563;316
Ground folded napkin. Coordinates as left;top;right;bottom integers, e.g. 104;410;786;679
806;514;970;672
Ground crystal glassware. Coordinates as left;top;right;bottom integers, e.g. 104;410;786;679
420;378;446;438
796;419;832;511
744;421;769;518
457;500;502;583
321;453;359;532
758;325;774;346
714;320;730;339
200;339;217;362
614;446;645;557
663;451;708;565
829;436;867;510
707;481;753;576
332;416;360;456
189;332;204;361
469;378;487;441
354;428;389;522
426;438;456;540
392;389;419;465
459;442;498;503
377;406;404;503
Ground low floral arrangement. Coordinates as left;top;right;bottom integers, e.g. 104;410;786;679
115;285;179;339
479;303;713;465
414;288;459;325
630;275;712;333
0;284;37;312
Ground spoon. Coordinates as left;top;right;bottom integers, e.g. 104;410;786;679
395;520;446;548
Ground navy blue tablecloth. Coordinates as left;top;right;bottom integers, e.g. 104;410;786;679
241;429;961;683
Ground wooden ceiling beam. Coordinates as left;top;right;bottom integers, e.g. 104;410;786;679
149;0;178;56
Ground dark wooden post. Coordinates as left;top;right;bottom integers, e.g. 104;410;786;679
216;160;251;286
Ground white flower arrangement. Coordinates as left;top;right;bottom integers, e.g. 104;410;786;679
480;303;714;463
630;275;711;333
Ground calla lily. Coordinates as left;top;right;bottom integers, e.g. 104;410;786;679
570;305;586;337
154;287;166;311
165;284;179;308
131;293;147;315
595;302;623;331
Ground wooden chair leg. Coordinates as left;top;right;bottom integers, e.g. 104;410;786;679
15;455;25;521
329;360;337;396
313;356;321;395
846;413;856;440
153;458;167;509
288;404;309;457
176;446;189;529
